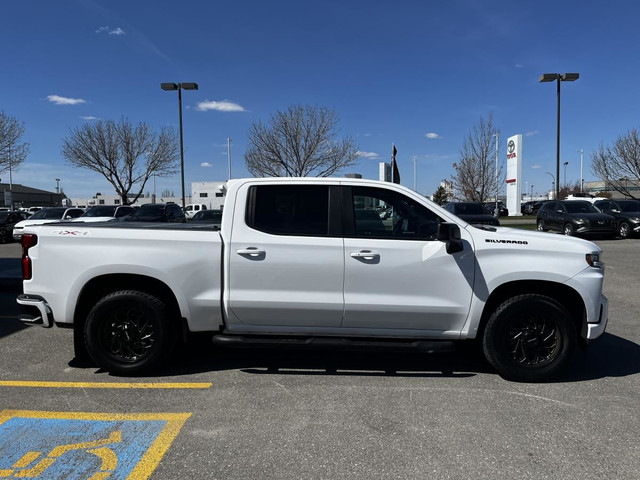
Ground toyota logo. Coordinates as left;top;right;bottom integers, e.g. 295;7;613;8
508;140;516;154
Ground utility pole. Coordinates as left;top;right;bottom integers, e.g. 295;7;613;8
227;137;232;180
413;156;417;191
577;149;584;193
493;132;499;216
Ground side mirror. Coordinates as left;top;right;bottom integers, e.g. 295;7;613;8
437;222;463;254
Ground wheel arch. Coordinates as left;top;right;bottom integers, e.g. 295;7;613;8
73;274;184;346
477;280;585;342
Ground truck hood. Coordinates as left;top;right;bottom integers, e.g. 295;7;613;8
467;224;601;254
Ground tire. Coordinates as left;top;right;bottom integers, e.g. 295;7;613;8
84;290;176;375
536;220;548;232
618;221;631;239
563;223;575;236
482;294;576;382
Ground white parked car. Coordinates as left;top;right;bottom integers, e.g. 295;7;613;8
184;203;207;219
70;205;135;223
12;207;84;240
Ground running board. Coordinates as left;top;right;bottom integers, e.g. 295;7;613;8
211;334;455;353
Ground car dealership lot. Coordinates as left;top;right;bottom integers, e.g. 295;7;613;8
0;239;638;479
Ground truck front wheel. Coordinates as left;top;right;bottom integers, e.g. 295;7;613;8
482;294;576;382
84;290;175;375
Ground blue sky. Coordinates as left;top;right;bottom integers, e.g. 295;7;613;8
2;0;639;200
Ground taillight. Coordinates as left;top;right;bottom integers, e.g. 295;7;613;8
21;234;38;280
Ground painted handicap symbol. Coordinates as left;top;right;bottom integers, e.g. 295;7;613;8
0;411;191;480
0;430;122;478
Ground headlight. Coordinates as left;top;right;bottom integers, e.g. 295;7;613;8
574;218;586;223
629;217;640;223
586;252;603;269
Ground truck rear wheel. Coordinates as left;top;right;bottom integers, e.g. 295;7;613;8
84;290;175;375
482;294;576;382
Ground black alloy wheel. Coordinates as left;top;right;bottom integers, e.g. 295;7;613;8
563;223;575;236
483;294;576;382
618;221;630;239
84;290;175;375
536;220;548;232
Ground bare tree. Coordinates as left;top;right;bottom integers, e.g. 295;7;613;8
62;118;179;205
245;105;359;177
0;111;30;176
592;129;640;199
451;114;502;202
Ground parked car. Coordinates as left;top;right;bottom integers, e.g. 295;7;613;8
536;200;615;237
594;199;640;238
123;203;186;223
191;209;223;226
184;203;207;219
527;201;546;215
12;207;85;240
0;211;30;243
17;177;609;381
483;202;508;217
444;202;500;226
71;205;135;223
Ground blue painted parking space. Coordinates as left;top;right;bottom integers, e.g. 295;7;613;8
0;410;190;479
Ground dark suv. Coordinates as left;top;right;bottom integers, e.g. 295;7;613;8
444;202;500;226
124;203;186;222
0;211;29;243
594;199;640;238
536;200;615;237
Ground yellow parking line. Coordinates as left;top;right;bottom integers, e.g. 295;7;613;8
0;381;211;389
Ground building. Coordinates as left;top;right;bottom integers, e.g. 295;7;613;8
191;181;228;209
0;183;65;209
68;181;229;209
584;180;640;198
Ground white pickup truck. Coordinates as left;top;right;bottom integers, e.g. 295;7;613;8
16;177;608;381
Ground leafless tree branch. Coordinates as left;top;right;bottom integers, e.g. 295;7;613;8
245;105;359;177
62;118;179;204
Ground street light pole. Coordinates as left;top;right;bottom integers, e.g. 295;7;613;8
563;161;568;188
227;137;232;180
531;185;534;202
161;82;199;209
493;132;499;217
545;171;556;199
577;149;584;192
413;156;417;191
539;72;579;202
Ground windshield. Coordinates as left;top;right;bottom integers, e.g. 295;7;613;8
565;201;599;214
83;206;117;217
27;208;66;220
134;204;165;216
456;203;486;215
620;201;640;213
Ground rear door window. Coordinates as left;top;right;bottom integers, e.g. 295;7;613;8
248;185;329;236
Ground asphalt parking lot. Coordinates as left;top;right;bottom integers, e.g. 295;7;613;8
0;238;638;479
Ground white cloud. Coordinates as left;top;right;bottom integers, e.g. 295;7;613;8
525;130;539;137
96;26;126;35
515;64;524;68
425;132;441;139
531;164;542;169
47;95;86;106
200;162;213;167
357;151;379;159
80;116;99;121
196;100;245;112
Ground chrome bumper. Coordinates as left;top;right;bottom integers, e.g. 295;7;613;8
16;294;53;328
586;294;608;340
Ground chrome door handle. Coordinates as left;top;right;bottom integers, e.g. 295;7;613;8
350;250;380;260
237;248;266;257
